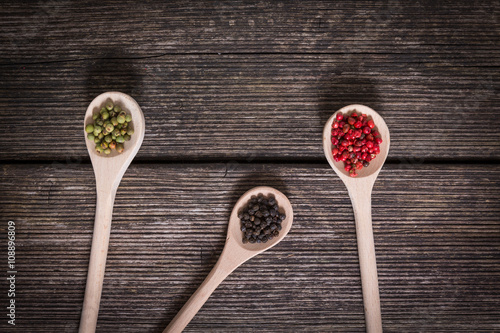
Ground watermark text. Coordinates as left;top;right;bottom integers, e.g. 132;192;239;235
7;221;16;326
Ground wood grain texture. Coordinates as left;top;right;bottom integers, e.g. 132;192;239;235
0;163;499;332
0;0;499;161
0;2;499;333
0;52;499;162
0;1;499;60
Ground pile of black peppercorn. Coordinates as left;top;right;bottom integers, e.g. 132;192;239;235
239;194;286;244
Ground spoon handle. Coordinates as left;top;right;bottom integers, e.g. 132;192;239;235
348;186;382;333
164;248;238;333
79;190;116;333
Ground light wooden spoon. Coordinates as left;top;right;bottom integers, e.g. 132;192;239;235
323;104;390;333
79;92;145;333
164;186;293;333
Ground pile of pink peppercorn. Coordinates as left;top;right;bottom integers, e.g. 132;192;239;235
331;110;382;177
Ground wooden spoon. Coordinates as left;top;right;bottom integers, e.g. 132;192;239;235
163;186;293;333
79;92;145;333
323;104;390;333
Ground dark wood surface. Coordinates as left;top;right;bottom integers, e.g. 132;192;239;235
1;0;499;162
1;164;499;333
0;1;499;332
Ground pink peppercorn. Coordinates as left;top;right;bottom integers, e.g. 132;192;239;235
330;109;383;177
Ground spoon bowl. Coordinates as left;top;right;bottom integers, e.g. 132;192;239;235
164;186;293;333
227;186;293;253
84;92;145;175
323;104;390;180
323;104;390;333
80;92;145;333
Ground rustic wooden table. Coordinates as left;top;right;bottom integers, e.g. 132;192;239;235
1;1;499;332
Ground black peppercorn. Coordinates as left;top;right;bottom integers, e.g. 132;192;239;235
239;194;286;244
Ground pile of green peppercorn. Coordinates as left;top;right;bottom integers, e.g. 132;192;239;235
239;194;285;244
85;102;134;155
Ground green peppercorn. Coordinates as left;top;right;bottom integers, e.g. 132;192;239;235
86;102;133;155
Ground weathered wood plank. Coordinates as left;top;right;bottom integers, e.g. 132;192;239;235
0;163;499;332
0;1;499;61
1;0;499;161
0;53;499;161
